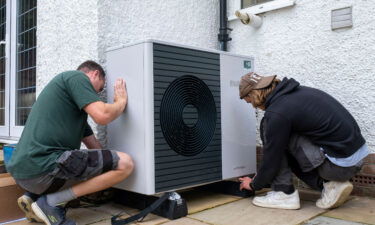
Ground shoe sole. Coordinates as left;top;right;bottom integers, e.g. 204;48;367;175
252;199;300;210
31;202;52;225
17;195;43;223
328;183;353;209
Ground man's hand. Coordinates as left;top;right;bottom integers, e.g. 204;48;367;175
239;176;253;191
114;78;127;107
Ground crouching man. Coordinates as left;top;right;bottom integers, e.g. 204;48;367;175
238;72;368;210
7;61;134;225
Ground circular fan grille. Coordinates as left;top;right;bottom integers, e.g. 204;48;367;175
160;75;217;156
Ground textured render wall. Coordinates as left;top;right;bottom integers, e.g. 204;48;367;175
97;0;220;146
98;0;219;58
228;0;375;152
36;0;106;143
37;0;220;146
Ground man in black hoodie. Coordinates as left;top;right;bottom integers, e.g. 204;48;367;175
238;72;368;210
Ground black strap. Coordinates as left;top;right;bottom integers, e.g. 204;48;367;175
111;192;171;225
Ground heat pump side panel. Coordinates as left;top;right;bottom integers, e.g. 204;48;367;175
220;54;257;179
106;43;155;195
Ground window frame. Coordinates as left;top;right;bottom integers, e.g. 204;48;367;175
0;0;37;139
228;0;296;21
0;0;11;137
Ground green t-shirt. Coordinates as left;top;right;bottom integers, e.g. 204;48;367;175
7;71;101;179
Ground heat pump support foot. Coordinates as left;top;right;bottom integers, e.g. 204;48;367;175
198;179;255;198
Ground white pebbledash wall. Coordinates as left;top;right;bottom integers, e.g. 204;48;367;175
37;0;374;152
228;0;375;152
36;0;219;146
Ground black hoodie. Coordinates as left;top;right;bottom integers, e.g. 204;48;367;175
251;78;365;191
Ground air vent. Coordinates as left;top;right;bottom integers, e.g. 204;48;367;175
351;175;375;186
331;6;352;30
160;75;217;156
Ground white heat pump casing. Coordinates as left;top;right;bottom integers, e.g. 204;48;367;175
106;40;256;195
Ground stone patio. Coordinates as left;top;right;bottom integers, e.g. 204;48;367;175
5;189;375;225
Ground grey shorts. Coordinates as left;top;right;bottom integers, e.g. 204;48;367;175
16;149;120;195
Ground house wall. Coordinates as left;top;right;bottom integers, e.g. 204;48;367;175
37;0;220;146
37;0;374;152
36;0;103;141
228;0;375;152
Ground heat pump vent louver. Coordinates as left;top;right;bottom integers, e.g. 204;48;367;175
153;44;222;192
160;75;217;157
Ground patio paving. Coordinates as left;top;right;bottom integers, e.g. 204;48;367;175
4;189;375;225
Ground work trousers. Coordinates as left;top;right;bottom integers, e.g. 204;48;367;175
272;135;363;194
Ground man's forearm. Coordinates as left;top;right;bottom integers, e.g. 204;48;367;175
104;99;126;122
85;100;127;125
82;134;102;149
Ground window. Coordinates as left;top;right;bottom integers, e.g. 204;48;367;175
0;0;36;138
242;0;274;9
16;0;37;126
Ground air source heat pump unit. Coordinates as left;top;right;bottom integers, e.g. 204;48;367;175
106;40;256;195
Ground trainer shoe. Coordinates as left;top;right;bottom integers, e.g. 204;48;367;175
31;195;76;225
17;193;43;222
252;190;301;210
316;181;353;209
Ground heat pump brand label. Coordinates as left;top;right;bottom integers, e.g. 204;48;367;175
243;60;252;69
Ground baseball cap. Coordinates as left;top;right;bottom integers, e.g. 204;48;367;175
239;72;276;99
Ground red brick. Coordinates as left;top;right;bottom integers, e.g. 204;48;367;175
360;164;375;175
256;146;263;155
363;153;375;164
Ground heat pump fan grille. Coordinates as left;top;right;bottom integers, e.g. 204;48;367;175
153;43;222;192
160;75;217;156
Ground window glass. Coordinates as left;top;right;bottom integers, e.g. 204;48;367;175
16;0;37;125
242;0;273;8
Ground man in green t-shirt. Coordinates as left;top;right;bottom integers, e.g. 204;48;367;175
7;60;134;225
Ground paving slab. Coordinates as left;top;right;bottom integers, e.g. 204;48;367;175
182;190;241;214
67;207;113;225
189;197;326;225
322;196;375;225
161;217;210;225
303;216;367;225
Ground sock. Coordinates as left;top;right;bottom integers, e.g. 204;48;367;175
46;188;77;206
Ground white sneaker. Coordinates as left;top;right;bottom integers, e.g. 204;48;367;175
252;190;301;210
316;181;353;209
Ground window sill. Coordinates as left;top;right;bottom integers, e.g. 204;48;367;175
0;137;19;144
228;0;296;21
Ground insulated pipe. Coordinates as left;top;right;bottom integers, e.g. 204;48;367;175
218;0;232;51
235;10;263;28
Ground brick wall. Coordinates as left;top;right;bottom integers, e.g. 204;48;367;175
256;146;375;198
351;154;375;197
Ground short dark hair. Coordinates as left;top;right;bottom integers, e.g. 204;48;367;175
77;60;106;78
